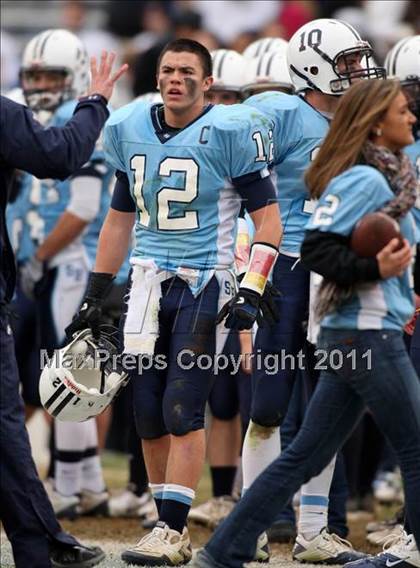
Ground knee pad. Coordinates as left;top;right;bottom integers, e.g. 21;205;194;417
133;386;167;440
163;379;205;436
208;380;239;421
251;406;284;428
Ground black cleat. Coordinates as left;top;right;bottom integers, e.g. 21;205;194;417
50;544;105;568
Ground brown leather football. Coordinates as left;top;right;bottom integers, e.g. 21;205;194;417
350;212;403;258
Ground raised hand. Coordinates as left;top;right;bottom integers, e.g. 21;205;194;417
87;50;129;102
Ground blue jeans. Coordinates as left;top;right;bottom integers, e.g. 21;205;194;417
198;329;420;568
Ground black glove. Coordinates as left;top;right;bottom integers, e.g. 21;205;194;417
65;272;115;339
260;281;281;325
216;281;281;330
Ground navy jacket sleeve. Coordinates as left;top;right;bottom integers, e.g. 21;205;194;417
0;95;109;181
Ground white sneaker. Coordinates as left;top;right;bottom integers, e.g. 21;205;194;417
381;532;420;567
344;532;420;568
109;488;152;518
255;532;270;563
367;517;403;534
121;521;192;566
293;528;368;564
367;524;405;546
188;496;236;529
44;480;80;519
77;489;109;516
373;471;404;505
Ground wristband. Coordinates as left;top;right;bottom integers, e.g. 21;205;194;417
241;242;278;296
78;94;108;106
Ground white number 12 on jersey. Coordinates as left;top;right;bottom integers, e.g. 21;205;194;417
131;155;199;231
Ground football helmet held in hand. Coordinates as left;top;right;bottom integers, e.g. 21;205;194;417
39;326;128;421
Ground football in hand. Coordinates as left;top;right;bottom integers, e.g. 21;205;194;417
350;212;403;258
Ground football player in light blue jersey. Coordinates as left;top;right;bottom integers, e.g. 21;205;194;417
193;78;420;568
67;38;282;566
18;29;109;522
239;19;385;562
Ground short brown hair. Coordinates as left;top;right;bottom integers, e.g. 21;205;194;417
157;38;213;77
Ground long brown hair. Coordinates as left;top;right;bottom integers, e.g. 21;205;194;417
305;79;402;199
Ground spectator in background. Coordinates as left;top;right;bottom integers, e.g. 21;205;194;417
106;0;174;39
277;0;316;39
192;1;280;45
62;0;120;56
0;30;20;92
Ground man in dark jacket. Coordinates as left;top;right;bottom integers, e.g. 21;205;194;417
0;51;127;568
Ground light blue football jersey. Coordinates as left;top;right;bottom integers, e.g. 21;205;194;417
6;173;41;263
104;101;272;293
6;167;57;264
244;92;329;255
405;140;420;231
36;100;114;267
307;165;416;331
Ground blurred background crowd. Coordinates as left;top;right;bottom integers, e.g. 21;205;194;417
2;0;420;106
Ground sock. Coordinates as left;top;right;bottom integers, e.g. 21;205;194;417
211;466;237;497
128;424;148;496
149;482;165;515
242;420;281;492
82;454;106;493
81;418;105;493
159;483;195;533
55;420;88;496
298;456;336;540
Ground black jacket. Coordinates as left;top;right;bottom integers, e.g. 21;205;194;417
0;95;109;305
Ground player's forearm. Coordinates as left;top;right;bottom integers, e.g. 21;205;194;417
250;203;282;247
36;211;88;262
94;208;134;275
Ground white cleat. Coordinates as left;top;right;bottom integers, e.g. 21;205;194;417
367;524;405;547
343;532;420;568
373;471;404;505
109;487;153;518
77;489;109;516
255;532;270;563
188;496;236;529
293;528;368;564
44;481;80;519
121;521;192;566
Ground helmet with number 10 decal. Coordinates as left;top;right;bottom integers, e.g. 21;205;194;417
287;19;386;95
